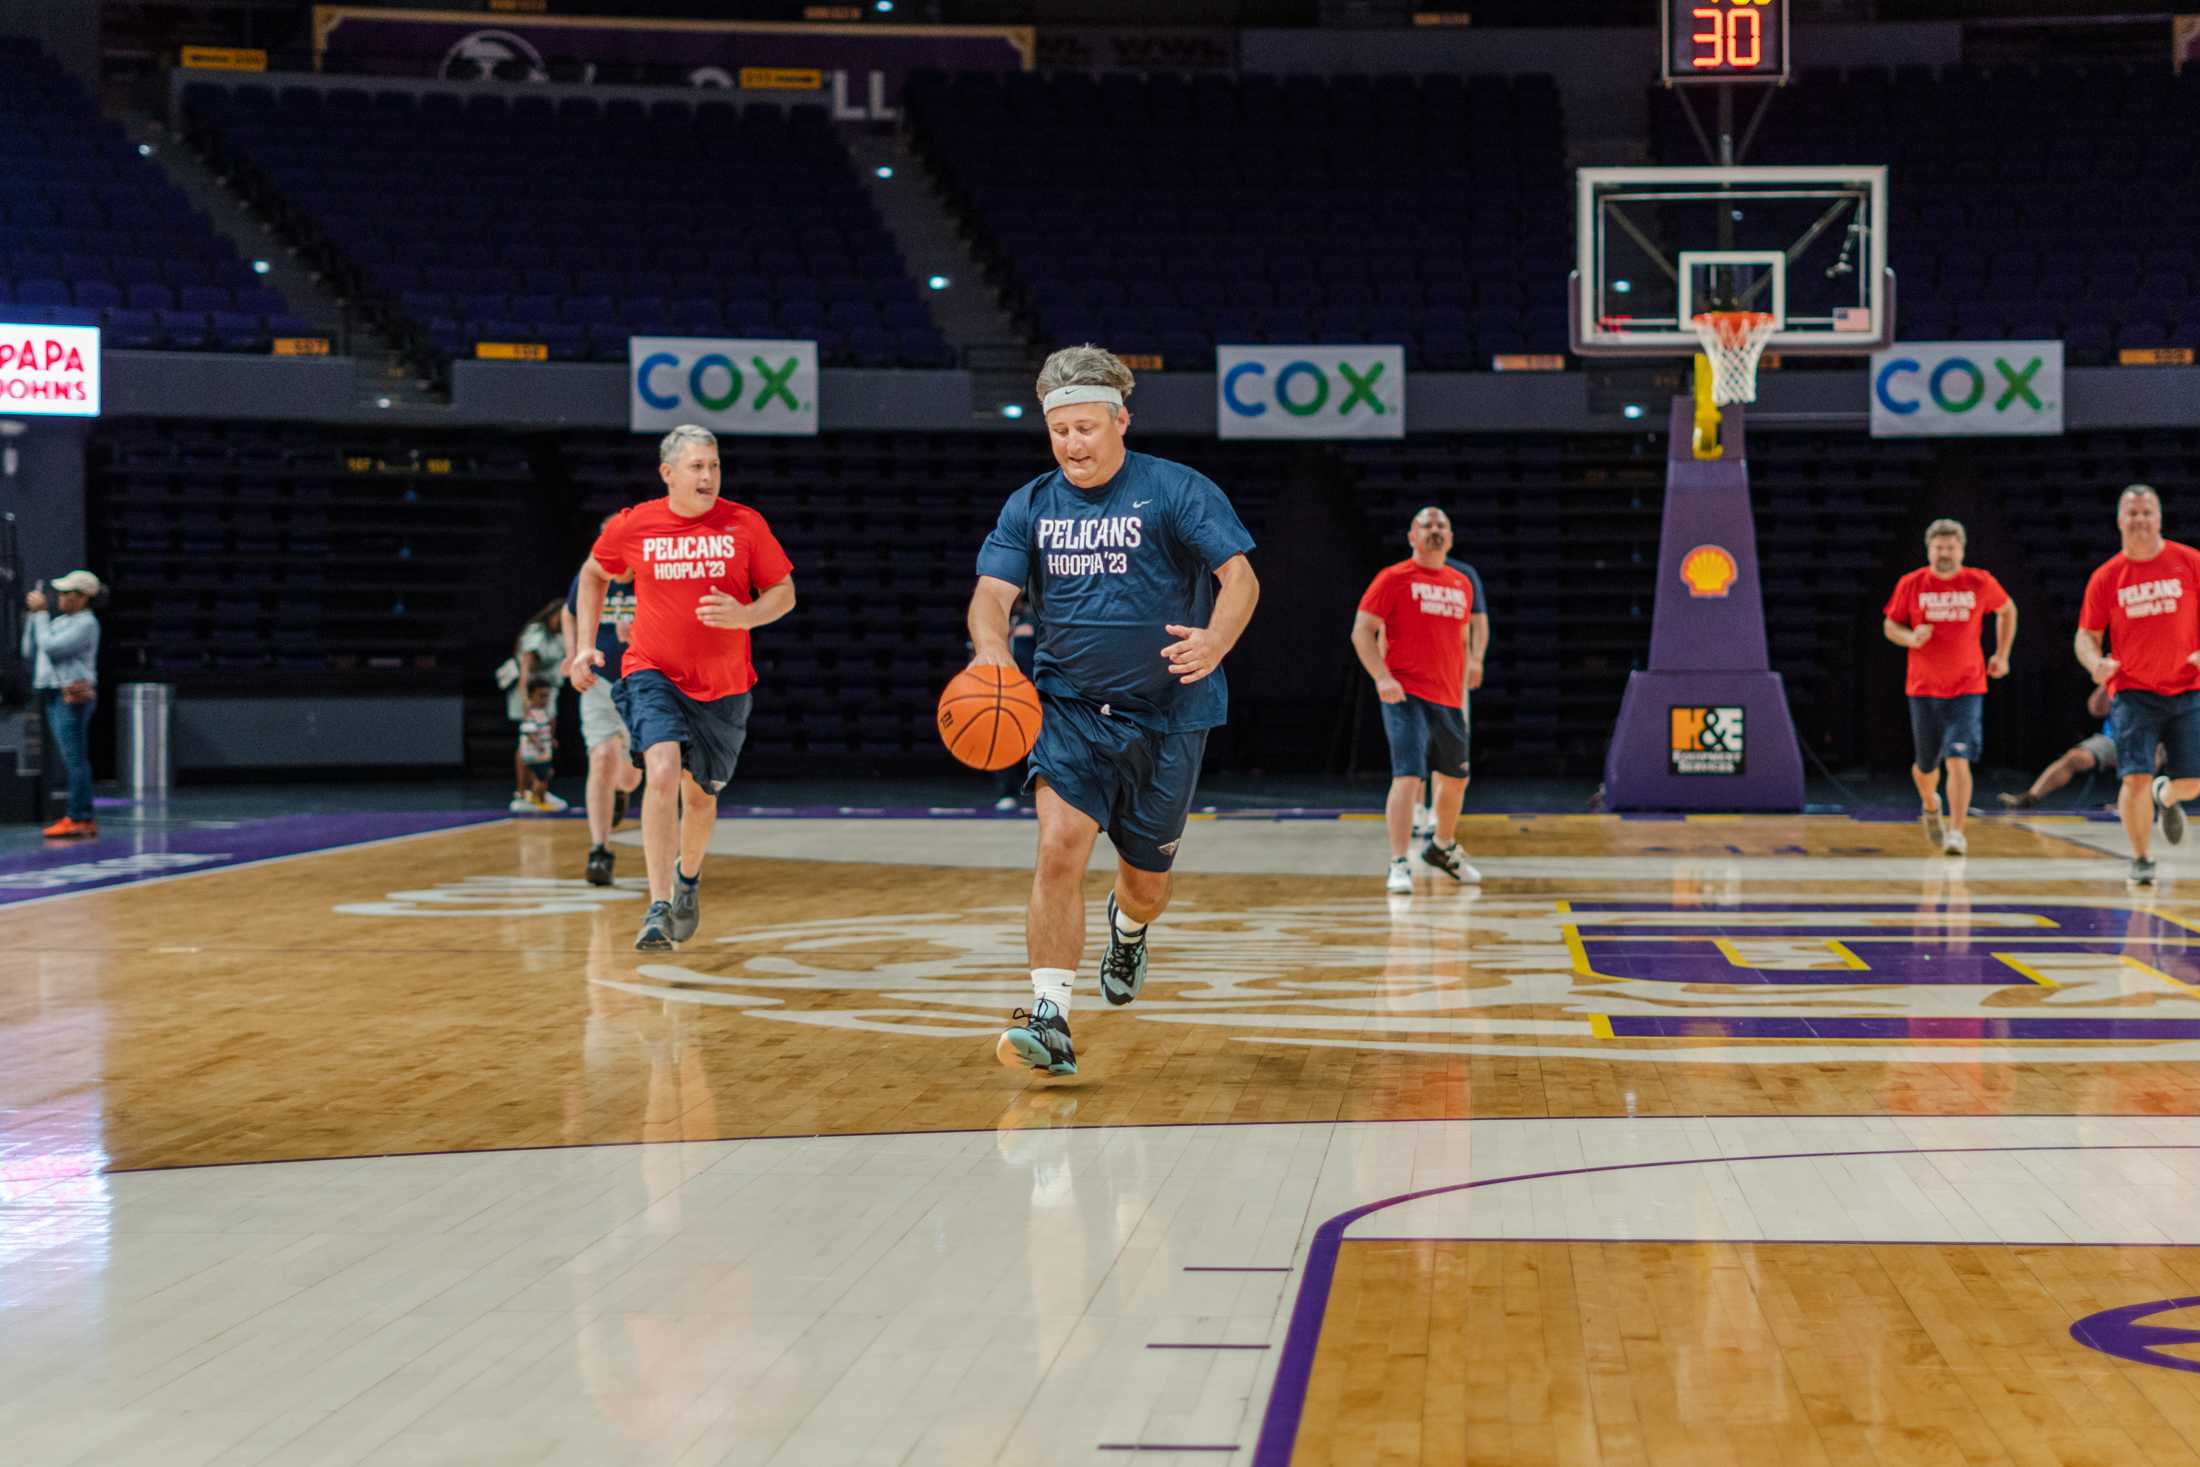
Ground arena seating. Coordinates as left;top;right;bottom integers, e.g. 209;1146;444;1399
181;84;953;373
1652;62;2200;363
0;39;309;351
904;69;1572;371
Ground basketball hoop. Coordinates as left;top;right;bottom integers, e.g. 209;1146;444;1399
1689;310;1779;406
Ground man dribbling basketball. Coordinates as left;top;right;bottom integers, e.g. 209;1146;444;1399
569;425;796;949
968;346;1260;1077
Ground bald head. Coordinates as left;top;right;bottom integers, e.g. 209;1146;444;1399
2120;483;2164;558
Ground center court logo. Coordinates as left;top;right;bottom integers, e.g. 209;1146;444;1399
1670;705;1745;774
566;898;2200;1066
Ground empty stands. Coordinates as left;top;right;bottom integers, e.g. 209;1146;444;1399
0;39;307;352
906;69;1571;372
182;84;953;373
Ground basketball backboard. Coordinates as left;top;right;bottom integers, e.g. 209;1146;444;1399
1571;165;1893;357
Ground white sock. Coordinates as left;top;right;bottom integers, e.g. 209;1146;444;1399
1112;896;1148;943
2158;779;2178;809
1032;967;1074;1016
1390;855;1410;867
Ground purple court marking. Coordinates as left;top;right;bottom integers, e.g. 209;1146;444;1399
1249;1142;2200;1467
1183;1266;1293;1273
2072;1296;2200;1373
1607;1015;2200;1041
0;809;504;905
1147;1343;1271;1351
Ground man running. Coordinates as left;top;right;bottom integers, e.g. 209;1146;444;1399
969;345;1259;1077
563;521;643;886
1999;688;2117;810
1353;506;1479;891
569;425;795;948
1881;517;2015;856
2076;484;2200;885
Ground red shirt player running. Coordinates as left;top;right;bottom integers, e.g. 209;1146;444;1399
1352;505;1480;892
1880;517;2015;857
2077;483;2200;885
570;424;796;949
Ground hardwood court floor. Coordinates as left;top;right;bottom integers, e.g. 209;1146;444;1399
8;808;2200;1464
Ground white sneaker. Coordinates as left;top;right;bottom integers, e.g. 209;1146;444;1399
992;795;1018;811
535;790;570;812
1410;814;1433;843
1385;859;1413;894
1943;829;1967;856
508;795;536;814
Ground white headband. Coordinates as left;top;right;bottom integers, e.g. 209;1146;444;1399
1042;385;1124;413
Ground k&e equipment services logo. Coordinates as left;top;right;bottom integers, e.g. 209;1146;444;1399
1669;705;1745;774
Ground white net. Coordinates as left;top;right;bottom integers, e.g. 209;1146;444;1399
1690;311;1780;406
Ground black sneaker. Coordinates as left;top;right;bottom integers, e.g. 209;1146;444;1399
585;845;614;887
2157;776;2187;846
1097;891;1149;1007
635;900;676;951
611;790;628;829
996;999;1077;1076
1997;791;2038;809
669;871;701;942
2132;857;2158;885
1419;840;1481;883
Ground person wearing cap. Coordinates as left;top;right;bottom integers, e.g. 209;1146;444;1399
22;570;102;838
967;344;1260;1079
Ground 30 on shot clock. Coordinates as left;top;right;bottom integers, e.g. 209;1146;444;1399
1663;0;1789;85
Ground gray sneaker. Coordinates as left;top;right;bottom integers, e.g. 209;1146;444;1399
635;900;676;951
669;871;701;942
1921;806;1944;847
2156;776;2187;846
2132;857;2158;886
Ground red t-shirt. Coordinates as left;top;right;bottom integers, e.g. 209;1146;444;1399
1357;558;1474;707
2080;539;2200;697
590;497;792;702
1881;565;2010;698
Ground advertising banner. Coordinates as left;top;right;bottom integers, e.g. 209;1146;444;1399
1215;345;1405;440
1869;341;2064;438
0;323;100;417
630;337;817;437
312;8;1031;113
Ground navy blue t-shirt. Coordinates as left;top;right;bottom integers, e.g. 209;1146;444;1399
566;566;638;681
1447;558;1490;622
977;451;1255;733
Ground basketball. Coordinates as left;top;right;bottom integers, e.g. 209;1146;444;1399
937;664;1043;771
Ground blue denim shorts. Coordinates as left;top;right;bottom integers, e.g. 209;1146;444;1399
1907;693;1983;772
2112;689;2200;781
1379;693;1469;780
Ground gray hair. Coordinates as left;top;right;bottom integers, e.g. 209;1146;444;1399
659;423;718;465
2122;483;2161;507
1924;517;1965;545
1035;344;1135;408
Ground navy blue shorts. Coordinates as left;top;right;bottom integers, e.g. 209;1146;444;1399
612;668;751;794
1381;693;1469;780
2113;689;2200;780
1907;693;1983;772
1027;694;1207;873
525;760;554;784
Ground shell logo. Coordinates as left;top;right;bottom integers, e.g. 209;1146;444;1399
1680;545;1739;598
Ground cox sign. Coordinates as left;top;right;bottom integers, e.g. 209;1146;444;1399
629;336;817;437
1217;345;1404;440
1870;341;2062;438
0;323;98;417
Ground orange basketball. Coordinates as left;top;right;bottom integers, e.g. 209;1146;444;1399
937;664;1043;771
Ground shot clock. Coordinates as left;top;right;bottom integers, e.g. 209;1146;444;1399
1662;0;1789;85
